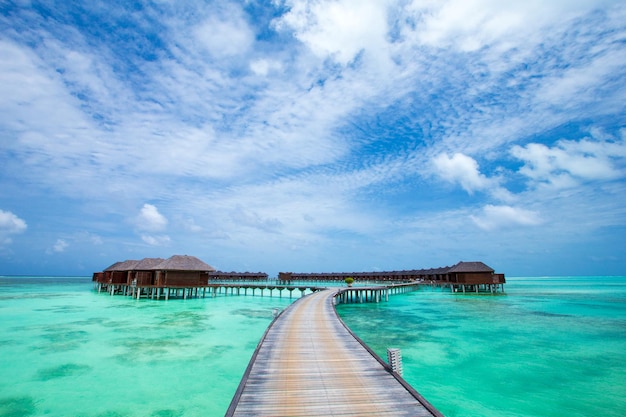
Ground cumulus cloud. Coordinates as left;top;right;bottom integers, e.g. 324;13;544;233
135;204;168;232
0;209;27;245
471;204;542;230
135;204;170;246
276;0;389;65
511;134;626;188
432;153;492;193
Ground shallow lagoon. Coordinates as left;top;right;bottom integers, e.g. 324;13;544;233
1;276;625;416
0;277;293;417
337;276;626;417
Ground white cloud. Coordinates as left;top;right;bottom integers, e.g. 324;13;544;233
141;234;171;246
135;204;168;232
229;206;284;233
511;134;626;188
276;0;390;65
180;217;203;233
0;39;92;134
470;205;542;230
432;153;492;193
0;209;27;245
193;10;254;58
72;231;104;246
52;239;68;253
249;59;282;76
134;204;170;246
535;42;626;109
405;0;617;51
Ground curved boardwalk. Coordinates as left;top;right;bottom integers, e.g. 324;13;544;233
226;289;442;417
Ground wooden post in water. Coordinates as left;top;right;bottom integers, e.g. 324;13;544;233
387;348;403;376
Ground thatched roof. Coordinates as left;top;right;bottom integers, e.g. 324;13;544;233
133;257;165;270
103;261;123;271
152;255;215;272
447;261;494;273
105;260;139;271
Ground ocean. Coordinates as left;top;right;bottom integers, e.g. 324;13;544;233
1;276;625;416
337;276;626;417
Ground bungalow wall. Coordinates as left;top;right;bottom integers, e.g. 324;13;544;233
493;273;506;284
133;271;156;286
110;271;129;284
424;274;449;282
162;271;209;286
278;272;293;281
452;272;494;284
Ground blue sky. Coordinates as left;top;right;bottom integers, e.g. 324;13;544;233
1;0;625;277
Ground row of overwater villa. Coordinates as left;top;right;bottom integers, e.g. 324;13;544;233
91;255;506;416
92;254;506;300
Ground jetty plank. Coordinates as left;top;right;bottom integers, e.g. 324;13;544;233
227;289;442;417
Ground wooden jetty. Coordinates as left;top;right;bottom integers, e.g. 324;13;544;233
226;289;443;417
334;282;425;304
94;282;327;300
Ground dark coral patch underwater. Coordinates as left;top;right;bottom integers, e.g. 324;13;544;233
35;363;91;381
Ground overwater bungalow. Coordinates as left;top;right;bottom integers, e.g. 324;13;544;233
93;255;215;297
447;261;505;284
443;261;505;293
151;255;215;286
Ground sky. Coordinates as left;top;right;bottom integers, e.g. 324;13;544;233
1;0;625;277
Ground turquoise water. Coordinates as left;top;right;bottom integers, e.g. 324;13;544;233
337;276;626;417
1;276;625;416
0;277;294;417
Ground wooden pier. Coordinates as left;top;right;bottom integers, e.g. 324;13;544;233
95;282;327;300
335;282;427;304
226;289;443;417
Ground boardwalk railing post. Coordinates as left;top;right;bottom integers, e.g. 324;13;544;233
387;348;403;376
